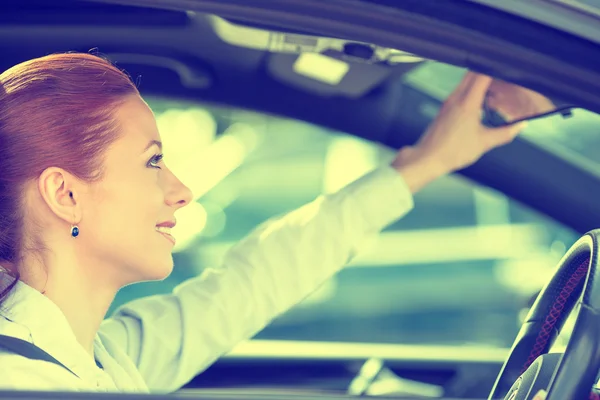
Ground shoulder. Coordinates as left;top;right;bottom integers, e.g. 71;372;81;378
0;351;85;391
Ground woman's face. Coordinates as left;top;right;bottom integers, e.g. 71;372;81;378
79;95;192;285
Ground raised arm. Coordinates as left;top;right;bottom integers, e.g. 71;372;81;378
98;72;525;392
99;166;414;391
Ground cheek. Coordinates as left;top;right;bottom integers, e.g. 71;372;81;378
84;173;165;237
80;172;174;280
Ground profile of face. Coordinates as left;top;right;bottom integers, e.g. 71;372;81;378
74;95;193;285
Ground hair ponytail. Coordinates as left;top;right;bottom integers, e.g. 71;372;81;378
0;53;138;302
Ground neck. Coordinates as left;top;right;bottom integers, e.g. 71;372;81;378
19;251;119;357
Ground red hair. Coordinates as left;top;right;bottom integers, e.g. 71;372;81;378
0;53;138;291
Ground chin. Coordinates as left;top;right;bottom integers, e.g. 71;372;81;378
148;259;175;281
132;256;175;283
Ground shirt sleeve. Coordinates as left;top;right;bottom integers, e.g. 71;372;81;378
98;166;414;392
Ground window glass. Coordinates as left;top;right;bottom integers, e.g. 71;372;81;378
108;95;578;348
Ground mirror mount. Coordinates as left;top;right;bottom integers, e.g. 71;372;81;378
483;103;576;128
481;78;577;127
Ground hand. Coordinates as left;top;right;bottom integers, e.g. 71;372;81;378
392;71;527;193
486;79;556;121
533;389;547;400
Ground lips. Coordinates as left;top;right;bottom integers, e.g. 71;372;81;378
156;220;176;228
156;220;176;245
155;226;172;235
156;226;176;244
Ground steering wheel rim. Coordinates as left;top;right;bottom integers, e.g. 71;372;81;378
488;229;600;399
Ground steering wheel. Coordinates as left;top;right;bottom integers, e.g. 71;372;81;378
488;230;600;399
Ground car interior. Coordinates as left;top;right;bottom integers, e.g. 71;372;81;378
2;0;600;399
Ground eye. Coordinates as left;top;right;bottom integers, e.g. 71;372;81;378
147;153;164;169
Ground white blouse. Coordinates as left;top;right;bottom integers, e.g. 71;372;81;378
0;166;414;393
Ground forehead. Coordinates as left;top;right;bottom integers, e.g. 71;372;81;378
111;95;160;155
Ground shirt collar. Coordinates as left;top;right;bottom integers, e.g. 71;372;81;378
0;279;108;385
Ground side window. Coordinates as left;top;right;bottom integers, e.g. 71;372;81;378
108;96;577;348
250;173;577;347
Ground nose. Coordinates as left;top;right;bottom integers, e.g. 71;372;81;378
165;169;193;208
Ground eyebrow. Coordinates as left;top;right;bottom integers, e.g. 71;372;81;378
143;140;162;153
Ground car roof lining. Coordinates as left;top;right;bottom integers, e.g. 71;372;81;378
1;0;600;234
0;0;188;24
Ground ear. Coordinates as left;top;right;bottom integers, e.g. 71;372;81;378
37;167;81;225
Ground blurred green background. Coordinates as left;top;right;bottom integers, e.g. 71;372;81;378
107;61;600;349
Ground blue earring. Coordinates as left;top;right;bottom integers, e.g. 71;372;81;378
71;225;80;238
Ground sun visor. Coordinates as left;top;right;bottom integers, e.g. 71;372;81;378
267;51;393;98
208;14;425;98
209;14;424;62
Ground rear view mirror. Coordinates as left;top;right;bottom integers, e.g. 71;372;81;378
482;79;575;127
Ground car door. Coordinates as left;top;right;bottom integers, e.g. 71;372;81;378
2;1;600;399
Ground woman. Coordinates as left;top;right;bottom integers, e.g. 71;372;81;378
0;53;524;392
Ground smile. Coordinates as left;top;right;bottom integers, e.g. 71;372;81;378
156;226;176;245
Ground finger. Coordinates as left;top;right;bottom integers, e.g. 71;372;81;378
483;121;527;150
448;72;493;110
452;71;476;96
462;73;493;106
446;71;477;104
